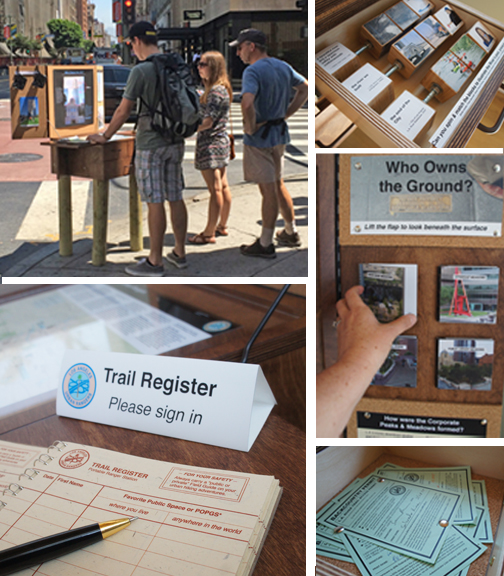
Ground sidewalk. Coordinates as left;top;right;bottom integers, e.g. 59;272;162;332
1;173;308;278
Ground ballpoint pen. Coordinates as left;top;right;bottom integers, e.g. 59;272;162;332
0;516;137;575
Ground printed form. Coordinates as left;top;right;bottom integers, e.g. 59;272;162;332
0;441;281;576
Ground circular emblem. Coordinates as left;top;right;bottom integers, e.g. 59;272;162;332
389;485;406;496
59;449;90;469
203;320;232;333
404;473;420;482
62;363;96;409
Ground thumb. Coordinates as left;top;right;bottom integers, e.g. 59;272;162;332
385;313;417;340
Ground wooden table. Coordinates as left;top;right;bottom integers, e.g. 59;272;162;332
44;136;142;266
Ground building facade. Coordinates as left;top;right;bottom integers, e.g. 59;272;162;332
152;0;307;82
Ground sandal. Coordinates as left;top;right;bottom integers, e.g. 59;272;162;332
216;225;229;237
188;232;216;244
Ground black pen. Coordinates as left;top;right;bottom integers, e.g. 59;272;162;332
0;516;137;575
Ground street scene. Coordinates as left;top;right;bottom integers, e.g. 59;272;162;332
0;0;308;278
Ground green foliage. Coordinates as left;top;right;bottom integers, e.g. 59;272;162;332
439;285;454;307
83;39;95;54
47;19;83;50
6;34;40;55
438;362;492;385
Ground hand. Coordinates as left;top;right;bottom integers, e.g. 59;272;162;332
336;285;417;373
87;134;108;145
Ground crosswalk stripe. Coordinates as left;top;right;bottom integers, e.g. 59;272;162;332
16;180;91;242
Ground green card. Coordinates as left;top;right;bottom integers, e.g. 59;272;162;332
377;465;475;524
318;474;460;563
341;525;486;576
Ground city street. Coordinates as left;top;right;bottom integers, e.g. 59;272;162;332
0;97;308;276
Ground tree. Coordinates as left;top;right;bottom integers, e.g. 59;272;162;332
83;39;95;54
47;19;83;50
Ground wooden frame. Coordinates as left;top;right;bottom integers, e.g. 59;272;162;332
9;65;49;139
47;65;99;140
315;0;504;147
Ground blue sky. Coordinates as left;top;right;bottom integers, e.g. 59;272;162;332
93;0;116;42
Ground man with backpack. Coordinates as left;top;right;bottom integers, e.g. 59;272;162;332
88;21;200;276
230;28;308;259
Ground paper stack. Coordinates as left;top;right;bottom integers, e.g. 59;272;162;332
317;463;492;576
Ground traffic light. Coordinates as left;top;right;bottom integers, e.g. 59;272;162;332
123;0;136;25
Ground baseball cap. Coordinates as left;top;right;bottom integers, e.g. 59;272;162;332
127;21;157;40
229;28;266;47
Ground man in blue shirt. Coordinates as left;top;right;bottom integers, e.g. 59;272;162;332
230;29;308;258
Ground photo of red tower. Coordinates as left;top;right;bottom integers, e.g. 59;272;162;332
448;267;472;317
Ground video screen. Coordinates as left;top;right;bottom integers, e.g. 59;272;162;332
53;69;94;129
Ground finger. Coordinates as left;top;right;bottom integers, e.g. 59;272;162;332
336;298;349;318
385;314;417;340
344;285;365;309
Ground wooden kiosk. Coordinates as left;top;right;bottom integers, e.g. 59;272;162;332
9;64;141;265
317;153;504;438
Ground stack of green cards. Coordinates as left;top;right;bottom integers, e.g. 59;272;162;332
317;464;493;576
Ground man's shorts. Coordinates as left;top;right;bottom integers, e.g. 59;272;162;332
135;143;185;203
243;143;285;184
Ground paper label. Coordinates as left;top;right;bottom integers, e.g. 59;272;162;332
315;42;355;75
56;350;276;452
342;63;392;105
381;90;435;140
357;412;487;437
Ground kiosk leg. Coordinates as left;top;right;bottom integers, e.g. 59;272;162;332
129;171;143;252
92;179;109;266
58;175;73;257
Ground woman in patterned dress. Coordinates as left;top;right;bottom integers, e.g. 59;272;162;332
189;51;232;244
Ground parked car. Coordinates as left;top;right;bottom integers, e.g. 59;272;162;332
103;64;137;122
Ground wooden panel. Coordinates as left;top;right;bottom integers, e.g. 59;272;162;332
316;0;382;38
317;155;339;371
340;245;504;405
10;66;49;139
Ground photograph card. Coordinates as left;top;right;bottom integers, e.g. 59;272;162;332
431;51;472;93
403;0;432;16
359;263;418;323
434;6;463;35
415;16;450;48
371;336;417;387
19;97;39;128
467;22;495;52
437;338;494;391
393;30;433;67
450;34;487;71
439;266;499;324
363;14;402;46
385;2;418;31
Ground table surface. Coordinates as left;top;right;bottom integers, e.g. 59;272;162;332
0;401;306;576
0;284;306;575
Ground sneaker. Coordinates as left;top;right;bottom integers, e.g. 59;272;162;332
125;257;164;277
240;238;276;259
166;249;188;269
275;229;301;247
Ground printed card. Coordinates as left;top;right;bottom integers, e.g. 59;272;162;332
437;338;494;391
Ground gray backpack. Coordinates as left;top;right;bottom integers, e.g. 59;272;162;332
140;53;201;141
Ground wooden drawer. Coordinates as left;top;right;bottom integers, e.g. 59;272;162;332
316;446;504;576
315;0;504;147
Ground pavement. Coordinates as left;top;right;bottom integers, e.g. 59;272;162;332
0;94;308;279
1;173;308;278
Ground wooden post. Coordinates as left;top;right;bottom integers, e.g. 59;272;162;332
129;170;143;252
58;175;73;257
92;179;109;266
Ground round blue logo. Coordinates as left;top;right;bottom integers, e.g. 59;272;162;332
62;363;96;409
203;320;232;333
